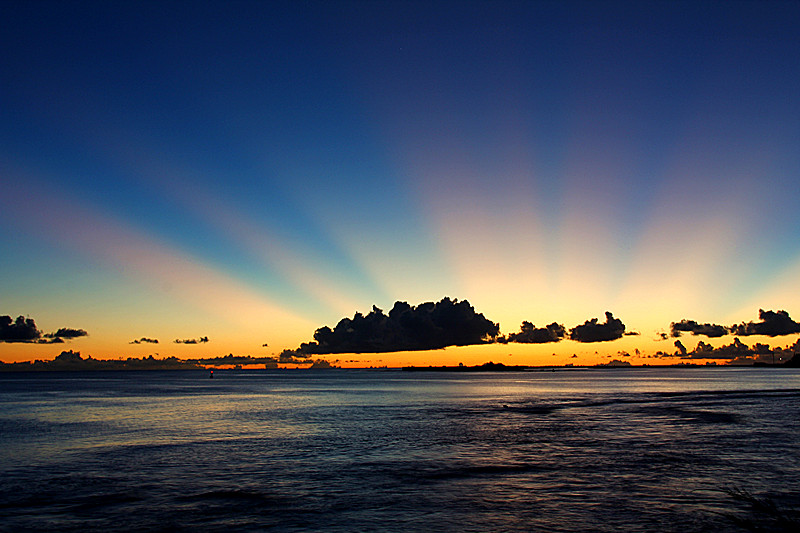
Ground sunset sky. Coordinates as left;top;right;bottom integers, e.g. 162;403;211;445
2;1;799;367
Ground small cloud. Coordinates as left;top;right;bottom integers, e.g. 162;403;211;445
507;321;566;344
674;339;687;356
278;349;312;364
45;328;88;339
670;319;728;338
37;337;65;344
730;309;800;337
569;312;626;343
174;336;209;344
130;337;159;344
624;331;640;336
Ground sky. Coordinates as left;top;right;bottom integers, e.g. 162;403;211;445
2;0;799;367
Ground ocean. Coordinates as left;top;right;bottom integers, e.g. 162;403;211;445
1;367;799;532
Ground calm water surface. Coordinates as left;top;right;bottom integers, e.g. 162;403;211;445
1;368;799;532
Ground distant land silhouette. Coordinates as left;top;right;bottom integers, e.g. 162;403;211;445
4;350;799;372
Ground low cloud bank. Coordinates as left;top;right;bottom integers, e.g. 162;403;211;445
669;338;800;365
1;315;87;344
286;297;500;355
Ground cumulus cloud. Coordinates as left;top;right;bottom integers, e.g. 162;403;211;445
130;337;159;344
1;315;88;343
569;312;626;343
1;315;42;342
291;298;500;355
174;336;209;344
670;319;728;338
730;309;800;337
507;321;566;344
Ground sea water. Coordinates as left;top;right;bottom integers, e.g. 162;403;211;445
1;368;799;532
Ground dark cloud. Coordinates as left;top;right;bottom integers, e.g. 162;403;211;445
37;337;65;344
174;336;209;344
674;339;687;356
45;328;88;339
292;298;500;355
681;337;774;360
1;315;41;342
670;319;728;338
507;321;566;344
569;312;626;343
624;331;640;336
1;315;88;343
130;337;159;344
730;309;800;337
278;350;313;364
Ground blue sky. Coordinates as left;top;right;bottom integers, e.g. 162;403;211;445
2;1;799;365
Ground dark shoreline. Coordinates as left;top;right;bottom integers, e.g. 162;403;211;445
5;363;798;373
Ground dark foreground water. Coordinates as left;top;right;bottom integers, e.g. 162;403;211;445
1;368;799;532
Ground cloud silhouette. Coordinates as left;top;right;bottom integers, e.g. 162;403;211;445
1;315;88;343
507;321;566;344
0;315;42;342
569;312;626;343
278;350;313;364
174;336;209;344
682;337;773;359
674;339;688;356
670;319;728;338
291;297;500;355
44;327;88;339
730;309;800;337
130;337;159;344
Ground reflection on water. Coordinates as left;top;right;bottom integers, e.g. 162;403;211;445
1;368;799;531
